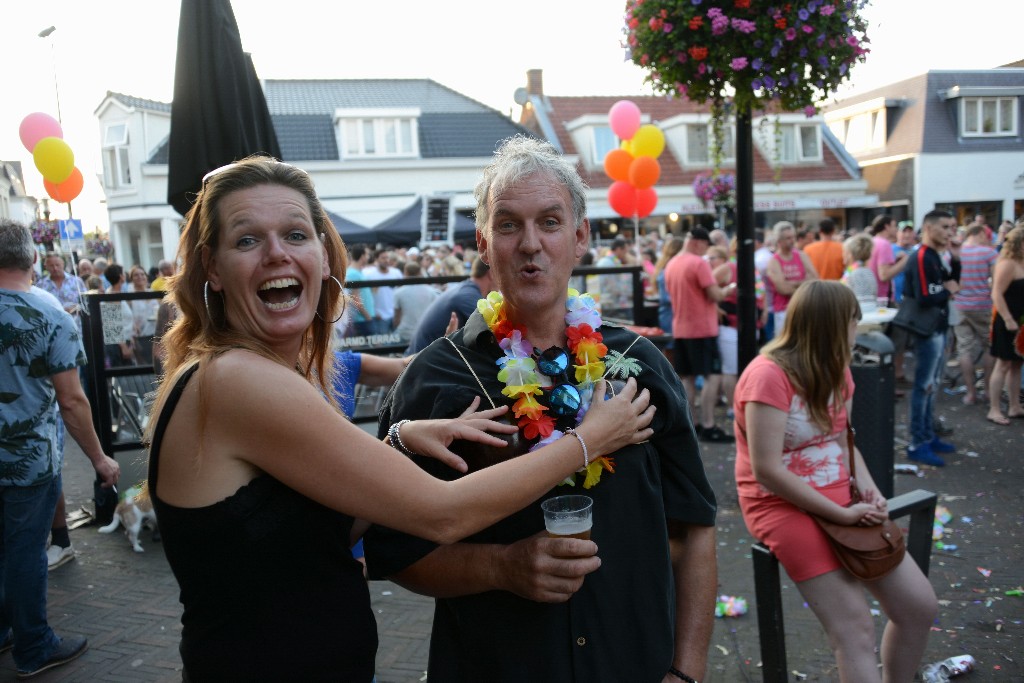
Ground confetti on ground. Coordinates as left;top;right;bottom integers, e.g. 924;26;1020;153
715;644;729;656
977;567;992;578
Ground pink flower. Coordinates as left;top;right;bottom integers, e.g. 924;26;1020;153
731;57;748;70
663;22;673;33
785;27;797;41
802;24;814;34
804;105;816;117
820;4;835;15
846;36;859;47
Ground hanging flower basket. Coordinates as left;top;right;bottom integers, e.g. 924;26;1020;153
624;1;870;114
32;220;60;246
693;172;736;209
85;232;113;258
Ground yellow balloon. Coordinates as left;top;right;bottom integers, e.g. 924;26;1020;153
631;124;666;159
33;137;75;184
620;139;634;155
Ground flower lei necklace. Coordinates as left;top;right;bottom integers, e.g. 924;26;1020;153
477;289;615;489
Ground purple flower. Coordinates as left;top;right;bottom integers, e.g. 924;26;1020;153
711;15;730;35
752;78;763;90
752;58;763;70
771;44;781;57
706;7;723;18
798;8;810;20
820;4;835;15
818;55;828;67
731;57;749;70
764;76;776;89
802;24;814;33
846;35;859;47
804;105;817;117
663;22;674;33
731;18;757;33
839;63;848;75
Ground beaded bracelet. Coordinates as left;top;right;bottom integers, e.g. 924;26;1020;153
387;419;416;456
564;428;589;471
668;666;698;683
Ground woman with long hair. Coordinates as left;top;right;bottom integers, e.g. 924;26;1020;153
127;264;159;365
987;224;1024;424
653;236;685;352
146;156;654;680
734;280;936;682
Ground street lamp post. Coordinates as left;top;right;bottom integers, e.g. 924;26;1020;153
37;25;62;124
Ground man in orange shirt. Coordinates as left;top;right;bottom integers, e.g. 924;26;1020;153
803;218;845;280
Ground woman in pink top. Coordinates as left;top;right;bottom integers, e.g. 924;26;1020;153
734;281;936;682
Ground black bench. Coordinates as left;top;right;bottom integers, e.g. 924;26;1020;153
752;488;938;682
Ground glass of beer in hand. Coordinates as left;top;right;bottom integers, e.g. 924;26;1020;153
541;495;593;540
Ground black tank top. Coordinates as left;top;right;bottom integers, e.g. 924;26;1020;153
149;364;376;681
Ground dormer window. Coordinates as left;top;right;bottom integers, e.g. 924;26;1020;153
102;123;132;188
336;108;420;159
828;109;886;154
564;116;630;171
961;97;1017;137
684;123;735;166
756;119;822;164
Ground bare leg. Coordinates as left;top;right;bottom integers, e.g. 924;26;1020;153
720;373;737;411
700;374;722;429
958;351;978;403
988;359;1010;423
797;570;882;682
866;555;938;683
1007;360;1023;417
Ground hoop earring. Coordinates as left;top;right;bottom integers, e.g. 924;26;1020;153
315;275;346;324
204;281;215;319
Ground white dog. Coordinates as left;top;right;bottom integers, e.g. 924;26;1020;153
98;482;158;552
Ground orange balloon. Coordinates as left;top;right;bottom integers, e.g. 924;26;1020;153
628;156;661;190
44;167;84;203
603;149;634;182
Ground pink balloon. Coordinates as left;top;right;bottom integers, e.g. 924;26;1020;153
608;100;642;141
19;112;63;152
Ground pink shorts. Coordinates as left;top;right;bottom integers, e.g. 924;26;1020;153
740;479;853;582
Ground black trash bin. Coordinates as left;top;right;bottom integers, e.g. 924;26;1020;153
850;331;896;498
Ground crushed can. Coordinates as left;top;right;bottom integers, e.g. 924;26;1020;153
921;654;976;682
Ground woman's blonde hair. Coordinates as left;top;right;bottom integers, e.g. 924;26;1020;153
1000;225;1024;262
843;233;873;263
653;236;685;277
761;280;859;432
146;156;348;444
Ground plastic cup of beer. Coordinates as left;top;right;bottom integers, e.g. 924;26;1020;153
541;495;593;540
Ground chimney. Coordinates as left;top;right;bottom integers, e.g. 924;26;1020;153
527;69;544;97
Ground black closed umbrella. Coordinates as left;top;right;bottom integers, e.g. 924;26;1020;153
167;0;281;216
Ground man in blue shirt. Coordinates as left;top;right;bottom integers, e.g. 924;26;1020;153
0;219;120;677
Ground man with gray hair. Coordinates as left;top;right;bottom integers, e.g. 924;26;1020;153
366;137;717;682
151;259;175;292
0;219;120;677
764;220;818;331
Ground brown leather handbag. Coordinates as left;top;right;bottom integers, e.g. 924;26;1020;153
811;427;906;581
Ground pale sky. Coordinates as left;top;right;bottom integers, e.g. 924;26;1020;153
2;0;1020;234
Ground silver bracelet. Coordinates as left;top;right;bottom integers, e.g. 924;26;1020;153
388;419;416;456
564;428;589;471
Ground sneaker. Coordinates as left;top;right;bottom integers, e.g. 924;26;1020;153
46;544;75;571
907;444;945;467
16;635;87;679
929;437;956;453
0;629;13;654
699;425;735;443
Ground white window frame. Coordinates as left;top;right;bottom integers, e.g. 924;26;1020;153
682;122;735;167
336;108;420;159
960;96;1018;137
102;123;132;189
756;120;822;164
590;125;619;167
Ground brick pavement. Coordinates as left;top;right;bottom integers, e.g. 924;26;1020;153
15;378;1020;682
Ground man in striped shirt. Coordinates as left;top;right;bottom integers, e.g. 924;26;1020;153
953;223;998;406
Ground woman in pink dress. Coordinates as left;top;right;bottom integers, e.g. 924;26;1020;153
734;280;936;682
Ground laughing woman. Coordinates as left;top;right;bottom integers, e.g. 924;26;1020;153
146;156;654;681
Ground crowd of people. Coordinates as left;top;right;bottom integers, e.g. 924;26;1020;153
4;133;1022;681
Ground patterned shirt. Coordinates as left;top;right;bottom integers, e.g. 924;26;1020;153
36;274;86;331
0;289;86;486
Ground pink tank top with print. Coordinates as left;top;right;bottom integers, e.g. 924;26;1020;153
770;251;806;312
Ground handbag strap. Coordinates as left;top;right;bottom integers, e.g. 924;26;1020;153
846;425;856;479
